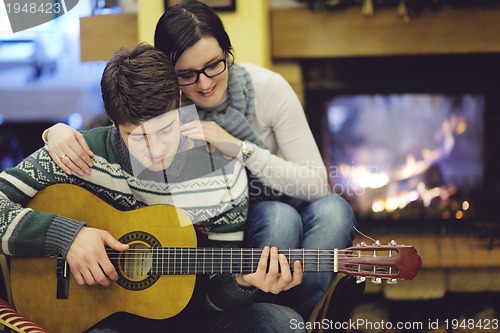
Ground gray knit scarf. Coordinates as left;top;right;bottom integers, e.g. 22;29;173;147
181;62;266;149
181;63;279;199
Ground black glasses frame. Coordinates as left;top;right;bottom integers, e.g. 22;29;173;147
177;57;227;86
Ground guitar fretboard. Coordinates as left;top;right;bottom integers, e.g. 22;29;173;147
112;248;340;275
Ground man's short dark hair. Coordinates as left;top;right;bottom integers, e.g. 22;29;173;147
101;43;180;126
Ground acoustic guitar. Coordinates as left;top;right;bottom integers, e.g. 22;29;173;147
10;184;422;333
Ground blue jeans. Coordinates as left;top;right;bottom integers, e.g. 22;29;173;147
86;303;305;333
244;194;357;318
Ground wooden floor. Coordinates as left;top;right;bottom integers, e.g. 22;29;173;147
353;231;500;269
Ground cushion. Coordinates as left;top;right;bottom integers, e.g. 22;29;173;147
0;298;49;333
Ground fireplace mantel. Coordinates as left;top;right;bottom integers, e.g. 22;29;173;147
271;6;500;59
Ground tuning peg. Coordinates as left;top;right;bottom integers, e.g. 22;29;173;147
360;242;367;247
374;240;381;246
371;277;382;284
356;276;366;284
386;278;398;284
389;240;397;246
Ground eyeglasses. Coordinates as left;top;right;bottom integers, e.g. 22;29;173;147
177;56;227;86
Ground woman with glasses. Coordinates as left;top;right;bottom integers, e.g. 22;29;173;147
42;0;356;321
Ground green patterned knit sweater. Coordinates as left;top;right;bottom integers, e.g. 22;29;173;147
0;126;253;311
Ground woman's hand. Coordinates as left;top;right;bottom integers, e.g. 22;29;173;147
235;246;303;294
46;123;94;175
66;227;129;287
180;120;242;158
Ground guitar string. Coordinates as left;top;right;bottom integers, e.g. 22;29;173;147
100;248;402;272
103;248;399;254
102;253;396;258
115;265;395;275
100;263;397;273
101;256;397;263
100;255;397;266
101;252;398;260
102;251;396;255
97;249;398;274
101;264;397;271
94;248;399;274
102;249;399;258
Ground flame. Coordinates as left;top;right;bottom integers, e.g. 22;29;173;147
338;164;389;189
358;114;468;214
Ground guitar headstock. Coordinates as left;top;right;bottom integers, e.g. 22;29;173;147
339;240;422;284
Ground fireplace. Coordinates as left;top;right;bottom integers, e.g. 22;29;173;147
300;53;500;231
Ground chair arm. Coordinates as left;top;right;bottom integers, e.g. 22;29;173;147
0;298;50;333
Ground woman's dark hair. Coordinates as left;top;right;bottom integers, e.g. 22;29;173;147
154;0;234;65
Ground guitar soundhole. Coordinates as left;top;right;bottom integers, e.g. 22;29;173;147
114;231;161;291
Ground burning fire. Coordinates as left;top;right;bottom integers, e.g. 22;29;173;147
338;114;469;215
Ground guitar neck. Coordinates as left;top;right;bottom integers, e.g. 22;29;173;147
114;248;340;275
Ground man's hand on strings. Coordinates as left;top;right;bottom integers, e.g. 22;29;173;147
66;227;129;287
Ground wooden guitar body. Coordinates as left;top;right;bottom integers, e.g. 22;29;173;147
10;184;198;333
